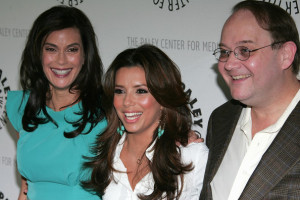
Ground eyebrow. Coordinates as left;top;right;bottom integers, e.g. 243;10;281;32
43;42;81;48
115;84;148;88
219;40;254;48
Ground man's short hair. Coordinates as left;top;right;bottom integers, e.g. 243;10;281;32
233;0;300;74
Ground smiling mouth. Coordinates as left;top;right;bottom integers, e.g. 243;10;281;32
232;74;251;80
51;68;72;75
124;112;142;120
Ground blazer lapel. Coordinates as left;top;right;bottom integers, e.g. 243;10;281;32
208;100;244;182
201;100;244;200
240;101;300;199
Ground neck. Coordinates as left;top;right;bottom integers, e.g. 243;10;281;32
251;78;300;136
120;131;153;191
47;88;80;111
124;132;153;157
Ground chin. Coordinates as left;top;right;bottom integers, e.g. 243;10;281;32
231;92;250;103
123;127;138;134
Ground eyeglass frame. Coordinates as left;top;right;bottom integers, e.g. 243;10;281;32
213;41;284;62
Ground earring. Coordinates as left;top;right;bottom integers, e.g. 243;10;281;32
158;114;166;138
117;125;125;136
158;126;165;138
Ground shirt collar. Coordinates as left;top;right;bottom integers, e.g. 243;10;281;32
240;88;300;136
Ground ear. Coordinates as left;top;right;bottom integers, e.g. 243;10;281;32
280;41;297;70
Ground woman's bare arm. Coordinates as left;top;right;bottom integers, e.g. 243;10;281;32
18;176;28;200
17;132;28;200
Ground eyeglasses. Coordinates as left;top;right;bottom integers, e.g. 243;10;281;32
213;41;284;62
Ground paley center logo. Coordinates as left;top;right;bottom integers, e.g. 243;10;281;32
262;0;300;15
153;0;190;11
0;191;10;200
0;68;10;130
182;82;204;137
56;0;84;7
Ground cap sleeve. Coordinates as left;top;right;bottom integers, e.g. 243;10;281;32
6;90;29;132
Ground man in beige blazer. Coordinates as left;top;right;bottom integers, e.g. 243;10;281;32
200;1;300;199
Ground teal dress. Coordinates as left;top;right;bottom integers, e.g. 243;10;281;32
6;91;106;200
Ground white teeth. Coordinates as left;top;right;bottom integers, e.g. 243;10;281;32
51;68;71;75
232;74;251;80
124;112;142;120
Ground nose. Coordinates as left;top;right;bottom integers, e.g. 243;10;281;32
57;51;67;65
123;93;135;107
223;51;240;71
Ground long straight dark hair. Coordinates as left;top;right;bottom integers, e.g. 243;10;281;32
20;5;105;138
83;44;193;199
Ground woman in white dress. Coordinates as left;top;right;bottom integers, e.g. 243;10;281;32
83;44;208;200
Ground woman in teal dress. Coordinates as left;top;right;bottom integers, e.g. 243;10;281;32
6;6;106;200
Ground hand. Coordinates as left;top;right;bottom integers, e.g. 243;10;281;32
176;130;204;146
188;130;204;144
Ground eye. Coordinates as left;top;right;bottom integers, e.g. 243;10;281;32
136;89;148;94
239;47;250;56
114;88;124;94
67;47;79;53
219;49;229;58
44;47;56;52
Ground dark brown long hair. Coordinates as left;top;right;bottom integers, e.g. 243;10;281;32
20;5;105;138
83;44;193;199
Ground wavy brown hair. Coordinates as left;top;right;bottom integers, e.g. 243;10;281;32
83;44;193;199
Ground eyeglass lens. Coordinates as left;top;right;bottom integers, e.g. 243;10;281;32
214;46;250;62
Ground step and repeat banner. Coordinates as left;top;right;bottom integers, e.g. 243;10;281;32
1;0;300;199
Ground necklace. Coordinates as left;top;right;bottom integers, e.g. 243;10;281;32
123;138;145;166
137;158;142;165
